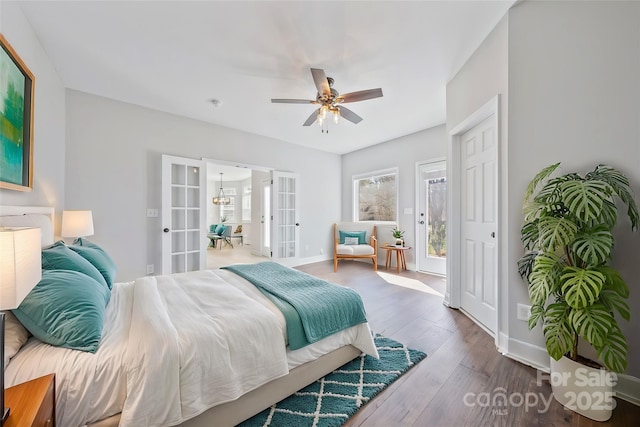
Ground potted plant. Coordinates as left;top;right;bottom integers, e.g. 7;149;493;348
391;227;405;246
518;163;638;421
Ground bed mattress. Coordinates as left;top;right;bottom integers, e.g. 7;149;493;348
5;269;377;427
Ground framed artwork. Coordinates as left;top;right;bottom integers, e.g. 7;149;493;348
1;34;35;191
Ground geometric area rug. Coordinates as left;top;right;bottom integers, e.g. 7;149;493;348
238;335;427;427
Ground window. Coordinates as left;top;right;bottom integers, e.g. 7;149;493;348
219;187;236;223
353;169;397;222
242;185;251;222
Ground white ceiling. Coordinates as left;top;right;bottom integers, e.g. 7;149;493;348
18;0;515;155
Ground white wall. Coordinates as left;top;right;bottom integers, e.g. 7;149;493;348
65;90;342;281
507;1;640;377
341;125;447;267
0;3;66;229
448;1;640;380
446;13;510;345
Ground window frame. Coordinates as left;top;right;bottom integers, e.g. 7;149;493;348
352;167;399;223
242;185;252;222
219;187;237;223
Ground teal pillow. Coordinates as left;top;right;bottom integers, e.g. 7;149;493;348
41;241;108;288
209;224;218;233
70;238;117;289
339;230;367;245
215;224;226;235
12;269;110;353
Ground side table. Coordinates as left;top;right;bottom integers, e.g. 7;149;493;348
381;245;411;273
4;373;55;427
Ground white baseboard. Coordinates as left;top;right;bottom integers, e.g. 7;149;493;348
616;374;640;406
502;337;550;372
293;254;333;266
502;338;640;406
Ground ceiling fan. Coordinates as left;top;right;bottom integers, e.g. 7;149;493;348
271;68;383;128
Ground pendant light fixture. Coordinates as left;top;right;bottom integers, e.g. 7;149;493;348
212;172;230;205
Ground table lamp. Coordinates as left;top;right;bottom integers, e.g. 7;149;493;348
0;227;42;421
61;210;94;240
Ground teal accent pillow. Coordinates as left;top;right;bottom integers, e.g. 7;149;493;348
339;230;367;245
70;238;117;289
41;241;108;288
215;224;226;235
209;224;218;233
12;269;110;353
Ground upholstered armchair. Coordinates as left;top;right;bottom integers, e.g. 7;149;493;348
333;222;377;272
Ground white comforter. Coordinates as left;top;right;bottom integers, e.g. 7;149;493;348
6;269;377;427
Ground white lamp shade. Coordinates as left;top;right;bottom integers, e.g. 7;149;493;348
61;210;94;238
0;228;42;310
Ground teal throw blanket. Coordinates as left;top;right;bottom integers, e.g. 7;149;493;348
222;262;367;350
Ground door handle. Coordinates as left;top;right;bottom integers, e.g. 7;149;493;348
491;232;495;238
419;220;425;225
163;228;170;233
295;223;300;226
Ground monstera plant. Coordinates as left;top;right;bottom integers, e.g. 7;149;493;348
518;163;638;373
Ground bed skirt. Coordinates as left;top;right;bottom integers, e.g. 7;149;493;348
88;344;361;427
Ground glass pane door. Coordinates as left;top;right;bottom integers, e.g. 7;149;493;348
271;171;300;261
418;160;447;275
162;155;205;274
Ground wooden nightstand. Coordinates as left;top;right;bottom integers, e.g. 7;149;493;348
4;374;55;427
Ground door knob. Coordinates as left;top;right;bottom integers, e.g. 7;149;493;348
295;223;300;226
419;220;425;225
491;232;495;238
163;228;170;233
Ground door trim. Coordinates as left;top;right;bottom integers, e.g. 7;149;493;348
446;95;502;345
414;157;446;275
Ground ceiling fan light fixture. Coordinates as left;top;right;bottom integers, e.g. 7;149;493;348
320;105;328;119
212;172;231;205
332;107;340;124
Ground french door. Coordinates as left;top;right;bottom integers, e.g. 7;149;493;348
161;155;206;274
417;160;447;276
271;171;300;263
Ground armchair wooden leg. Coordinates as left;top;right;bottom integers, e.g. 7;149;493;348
373;256;377;271
334;257;338;272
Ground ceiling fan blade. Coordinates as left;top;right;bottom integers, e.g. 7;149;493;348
339;106;363;124
310;68;330;97
337;88;383;103
271;99;316;104
303;108;320;126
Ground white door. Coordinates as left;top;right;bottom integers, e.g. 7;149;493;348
417;160;447;276
271;171;300;263
260;178;271;257
161;154;206;275
460;115;497;333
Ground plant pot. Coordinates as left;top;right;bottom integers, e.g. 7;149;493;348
395;238;403;246
549;356;615;421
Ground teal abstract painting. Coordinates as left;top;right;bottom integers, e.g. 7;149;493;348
1;35;34;191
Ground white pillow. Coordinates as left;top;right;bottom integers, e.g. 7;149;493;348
344;237;360;245
3;311;30;367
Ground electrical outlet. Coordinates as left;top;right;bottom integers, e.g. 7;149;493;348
146;264;154;275
517;303;531;321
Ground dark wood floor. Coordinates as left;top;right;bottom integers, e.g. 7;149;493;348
296;260;640;427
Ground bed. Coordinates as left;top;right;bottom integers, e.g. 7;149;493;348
0;206;378;427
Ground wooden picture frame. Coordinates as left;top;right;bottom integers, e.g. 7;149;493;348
0;34;35;192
